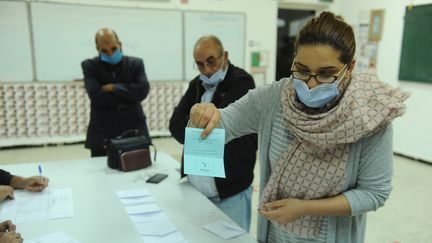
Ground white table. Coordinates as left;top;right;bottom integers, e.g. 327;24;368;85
1;152;257;243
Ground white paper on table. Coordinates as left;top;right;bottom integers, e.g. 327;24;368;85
26;231;81;243
0;188;74;224
116;188;151;198
125;203;161;215
134;220;177;236
120;196;155;206
141;231;188;243
202;220;246;240
129;211;169;224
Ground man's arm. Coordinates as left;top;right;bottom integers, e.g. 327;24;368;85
218;72;255;108
169;81;198;144
113;58;150;103
82;60;130;108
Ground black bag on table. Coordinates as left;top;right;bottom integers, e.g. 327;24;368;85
104;129;156;172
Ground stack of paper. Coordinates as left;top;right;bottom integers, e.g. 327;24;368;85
116;188;188;243
0;188;74;224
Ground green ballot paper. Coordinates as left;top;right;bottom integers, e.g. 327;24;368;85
183;127;226;178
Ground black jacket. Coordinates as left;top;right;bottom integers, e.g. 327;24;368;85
81;56;150;150
169;63;257;199
0;170;12;185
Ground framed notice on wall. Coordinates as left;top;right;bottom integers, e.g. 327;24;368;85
368;10;385;41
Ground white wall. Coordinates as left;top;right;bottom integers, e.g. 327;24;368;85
333;0;432;162
42;0;278;85
15;0;430;161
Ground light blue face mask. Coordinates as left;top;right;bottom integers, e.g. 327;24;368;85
100;49;123;65
293;70;347;108
199;67;227;86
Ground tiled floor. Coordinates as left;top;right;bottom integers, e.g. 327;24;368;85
1;137;431;242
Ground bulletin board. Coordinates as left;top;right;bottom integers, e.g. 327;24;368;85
398;4;432;83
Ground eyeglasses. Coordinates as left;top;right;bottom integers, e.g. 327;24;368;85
291;63;348;84
193;53;224;70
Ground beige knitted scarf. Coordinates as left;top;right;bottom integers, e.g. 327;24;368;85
260;73;409;238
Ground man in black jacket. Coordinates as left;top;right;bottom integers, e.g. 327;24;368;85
82;28;151;157
169;35;257;231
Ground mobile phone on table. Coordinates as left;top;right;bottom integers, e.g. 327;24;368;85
146;173;168;184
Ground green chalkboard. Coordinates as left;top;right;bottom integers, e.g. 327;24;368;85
399;4;432;83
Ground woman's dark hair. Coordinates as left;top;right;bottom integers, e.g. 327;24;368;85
294;11;356;64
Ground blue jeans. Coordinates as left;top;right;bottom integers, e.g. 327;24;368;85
209;186;252;232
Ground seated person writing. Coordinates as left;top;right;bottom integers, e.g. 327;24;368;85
0;169;49;202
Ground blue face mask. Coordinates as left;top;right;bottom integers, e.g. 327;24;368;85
199;67;226;86
293;75;345;108
100;49;123;65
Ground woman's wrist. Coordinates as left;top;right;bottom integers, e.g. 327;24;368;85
301;195;351;217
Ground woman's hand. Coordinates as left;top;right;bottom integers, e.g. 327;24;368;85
259;198;306;224
190;103;221;138
260;195;352;224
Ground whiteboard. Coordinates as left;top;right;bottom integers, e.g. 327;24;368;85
31;2;183;82
0;1;33;82
184;11;246;80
